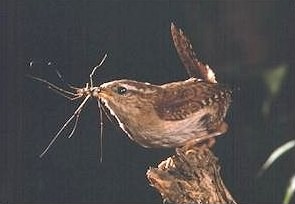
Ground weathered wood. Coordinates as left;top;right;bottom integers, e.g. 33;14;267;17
147;146;237;204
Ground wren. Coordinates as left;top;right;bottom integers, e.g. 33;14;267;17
95;23;232;148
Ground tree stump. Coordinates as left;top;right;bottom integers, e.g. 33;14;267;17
146;146;237;204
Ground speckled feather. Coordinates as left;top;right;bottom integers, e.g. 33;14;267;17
155;78;231;121
171;23;217;83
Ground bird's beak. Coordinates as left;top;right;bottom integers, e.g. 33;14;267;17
93;86;111;101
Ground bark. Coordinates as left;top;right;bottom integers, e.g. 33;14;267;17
146;146;237;204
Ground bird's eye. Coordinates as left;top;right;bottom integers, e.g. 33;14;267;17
116;86;127;95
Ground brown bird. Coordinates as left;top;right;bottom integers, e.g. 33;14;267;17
95;23;232;148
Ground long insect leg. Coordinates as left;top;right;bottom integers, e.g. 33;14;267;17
67;108;82;139
47;86;81;100
27;75;79;99
51;67;81;90
90;53;108;88
39;95;91;158
97;100;104;163
100;102;116;126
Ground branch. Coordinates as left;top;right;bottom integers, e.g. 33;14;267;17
146;146;237;204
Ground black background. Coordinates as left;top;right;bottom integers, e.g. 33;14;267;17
1;1;295;203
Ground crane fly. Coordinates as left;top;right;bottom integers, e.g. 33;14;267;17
29;54;108;162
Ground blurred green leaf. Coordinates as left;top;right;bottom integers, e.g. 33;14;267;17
283;174;295;204
262;65;288;117
263;64;287;96
258;140;295;176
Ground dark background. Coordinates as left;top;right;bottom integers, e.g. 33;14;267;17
1;1;295;203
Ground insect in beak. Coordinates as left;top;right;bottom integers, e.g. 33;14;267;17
29;54;108;161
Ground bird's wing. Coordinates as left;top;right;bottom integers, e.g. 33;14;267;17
155;81;230;121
